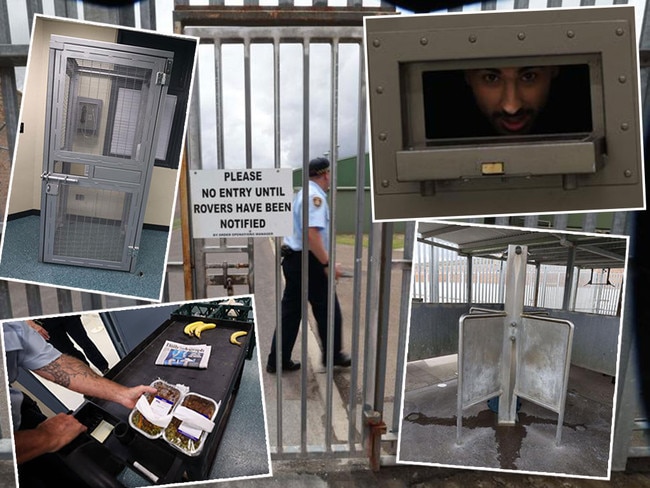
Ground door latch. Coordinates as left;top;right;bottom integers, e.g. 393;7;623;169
41;172;79;195
41;172;80;184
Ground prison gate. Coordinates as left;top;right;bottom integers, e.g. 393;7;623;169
0;0;647;471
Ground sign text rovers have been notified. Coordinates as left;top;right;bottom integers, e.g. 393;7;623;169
189;169;294;238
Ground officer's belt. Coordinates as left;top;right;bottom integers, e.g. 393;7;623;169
281;245;298;257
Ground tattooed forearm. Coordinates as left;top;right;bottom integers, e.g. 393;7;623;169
34;354;98;388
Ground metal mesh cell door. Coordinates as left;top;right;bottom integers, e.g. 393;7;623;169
39;35;174;271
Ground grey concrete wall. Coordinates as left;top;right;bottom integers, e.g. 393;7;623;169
408;302;620;376
550;310;621;376
407;302;477;361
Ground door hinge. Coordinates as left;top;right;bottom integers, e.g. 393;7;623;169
128;246;139;258
156;71;167;85
156;59;173;85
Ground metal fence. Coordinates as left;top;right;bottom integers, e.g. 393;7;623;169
413;240;624;316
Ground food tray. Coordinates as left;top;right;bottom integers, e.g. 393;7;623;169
91;315;253;481
163;392;219;456
129;379;184;439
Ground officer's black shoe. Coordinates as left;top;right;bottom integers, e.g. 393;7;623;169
266;360;301;374
323;353;352;368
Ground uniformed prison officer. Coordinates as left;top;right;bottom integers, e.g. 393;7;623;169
4;321;156;487
266;157;352;373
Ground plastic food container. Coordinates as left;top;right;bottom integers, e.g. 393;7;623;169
163;392;219;456
129;379;184;439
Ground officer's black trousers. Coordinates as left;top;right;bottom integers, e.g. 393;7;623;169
267;250;343;368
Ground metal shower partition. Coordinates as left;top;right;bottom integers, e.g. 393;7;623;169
39;35;174;272
457;244;575;446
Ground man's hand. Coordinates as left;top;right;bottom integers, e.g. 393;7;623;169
26;320;49;341
117;385;158;410
15;413;87;464
38;413;87;449
324;263;343;280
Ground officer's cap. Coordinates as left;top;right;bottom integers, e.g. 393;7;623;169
309;157;330;177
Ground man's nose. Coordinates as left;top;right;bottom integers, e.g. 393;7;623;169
500;82;522;115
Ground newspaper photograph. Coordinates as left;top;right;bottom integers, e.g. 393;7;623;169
155;340;212;369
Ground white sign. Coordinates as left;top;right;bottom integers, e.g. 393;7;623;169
189;168;294;238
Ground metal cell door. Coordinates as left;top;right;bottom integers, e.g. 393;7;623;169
39;35;173;272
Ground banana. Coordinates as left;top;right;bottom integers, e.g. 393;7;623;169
183;321;205;336
194;322;216;339
230;331;248;346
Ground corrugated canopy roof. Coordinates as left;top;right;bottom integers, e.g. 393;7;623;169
417;221;628;269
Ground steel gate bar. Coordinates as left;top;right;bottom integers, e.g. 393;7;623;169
272;35;285;454
362;221;381;449
53;0;79;18
56;288;73;313
324;37;340;451
369;222;393;469
184;71;202;297
349;40;366;451
0;0;18;165
244;36;255;295
391;221;415;434
300;35;310;453
244;38;252;168
179;151;194;300
612;198;643;467
25;284;43;317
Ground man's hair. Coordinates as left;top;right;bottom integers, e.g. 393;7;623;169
309;157;330;177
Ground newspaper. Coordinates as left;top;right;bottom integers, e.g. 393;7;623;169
155;340;211;369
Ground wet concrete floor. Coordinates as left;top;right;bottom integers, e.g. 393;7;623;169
399;356;614;478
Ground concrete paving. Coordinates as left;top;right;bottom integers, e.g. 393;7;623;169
400;356;615;478
2;456;650;488
202;458;650;487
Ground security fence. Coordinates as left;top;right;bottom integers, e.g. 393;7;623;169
413;239;624;316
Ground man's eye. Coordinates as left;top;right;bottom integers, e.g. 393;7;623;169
520;71;538;82
482;73;499;84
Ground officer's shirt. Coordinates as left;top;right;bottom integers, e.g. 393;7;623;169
3;322;61;430
284;180;329;251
